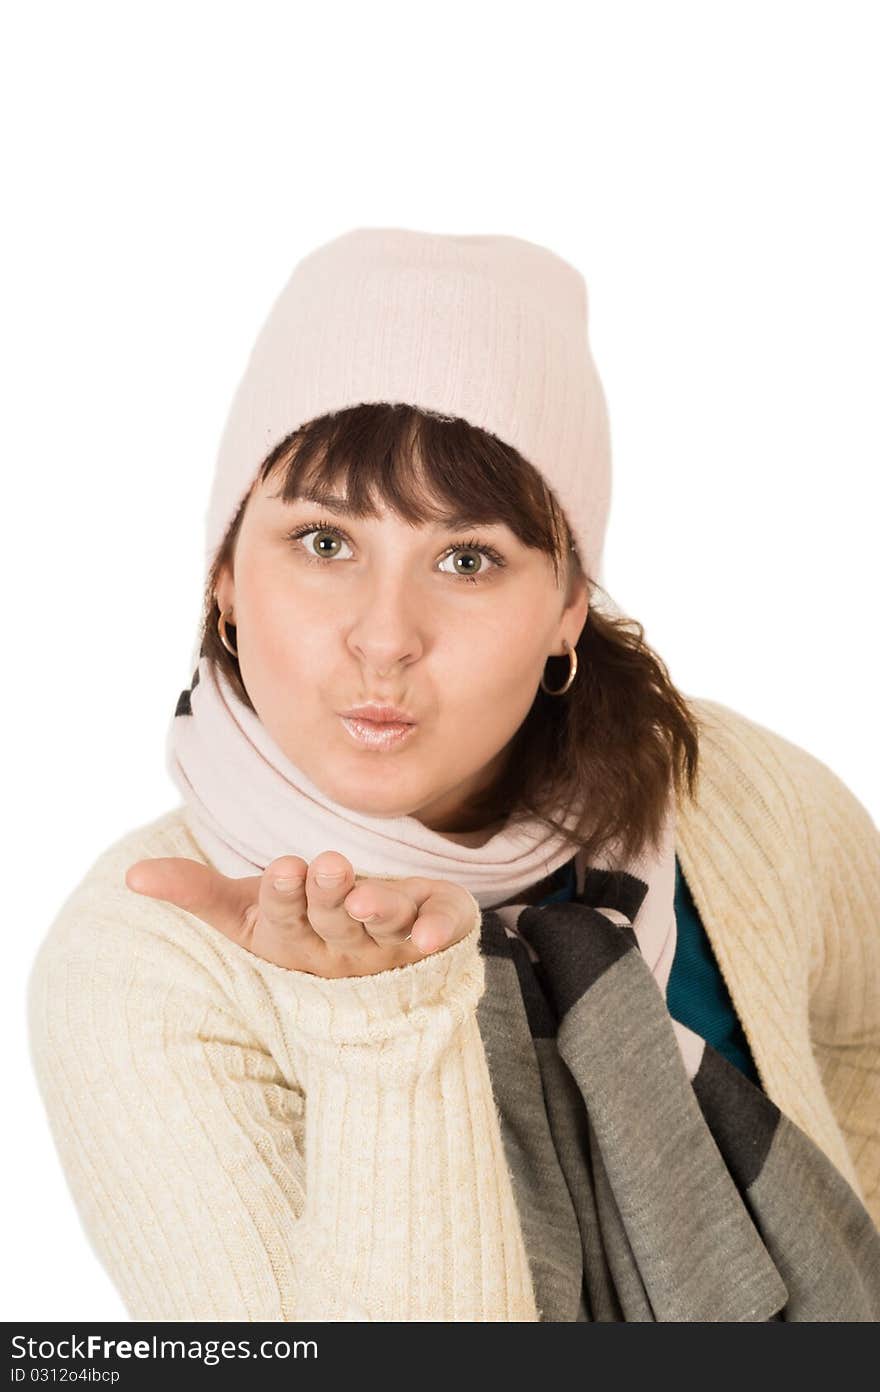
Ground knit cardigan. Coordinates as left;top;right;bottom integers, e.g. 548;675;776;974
25;696;880;1322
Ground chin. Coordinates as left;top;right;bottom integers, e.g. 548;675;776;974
313;767;421;819
334;792;418;819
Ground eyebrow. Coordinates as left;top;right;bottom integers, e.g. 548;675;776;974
294;493;358;515
289;492;505;532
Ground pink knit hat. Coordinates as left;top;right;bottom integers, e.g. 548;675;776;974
205;226;613;585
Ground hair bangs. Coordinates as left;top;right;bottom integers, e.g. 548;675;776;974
258;403;573;582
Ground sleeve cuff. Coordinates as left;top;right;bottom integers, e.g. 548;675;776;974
250;907;485;1049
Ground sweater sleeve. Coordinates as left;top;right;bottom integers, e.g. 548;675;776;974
25;868;540;1322
796;750;880;1230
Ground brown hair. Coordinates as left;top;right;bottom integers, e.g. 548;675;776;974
200;403;702;866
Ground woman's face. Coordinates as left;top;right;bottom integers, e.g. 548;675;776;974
215;478;589;838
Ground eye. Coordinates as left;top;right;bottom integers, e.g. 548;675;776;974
436;539;506;585
285;521;354;564
283;521;507;586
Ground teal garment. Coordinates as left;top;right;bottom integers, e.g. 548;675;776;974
668;856;761;1087
535;855;762;1088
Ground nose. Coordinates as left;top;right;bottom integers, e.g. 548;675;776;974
345;570;424;674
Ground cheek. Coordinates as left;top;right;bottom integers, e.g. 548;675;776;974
452;607;546;681
436;623;543;734
233;573;321;718
238;567;322;660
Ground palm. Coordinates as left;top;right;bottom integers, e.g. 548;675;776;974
124;849;478;976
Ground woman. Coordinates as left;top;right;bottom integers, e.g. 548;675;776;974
26;228;880;1322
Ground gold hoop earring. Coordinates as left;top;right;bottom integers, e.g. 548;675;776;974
540;637;577;695
217;606;238;658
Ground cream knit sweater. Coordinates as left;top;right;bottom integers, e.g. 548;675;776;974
26;696;880;1321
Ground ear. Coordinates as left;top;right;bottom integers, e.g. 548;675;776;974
214;561;235;616
558;569;589;648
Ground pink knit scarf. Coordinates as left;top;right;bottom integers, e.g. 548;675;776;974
165;655;681;995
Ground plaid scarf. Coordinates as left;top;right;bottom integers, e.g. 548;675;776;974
477;859;880;1321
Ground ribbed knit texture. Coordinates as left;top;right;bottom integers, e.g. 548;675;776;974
26;697;879;1321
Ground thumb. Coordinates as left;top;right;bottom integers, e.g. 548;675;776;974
125;856;255;935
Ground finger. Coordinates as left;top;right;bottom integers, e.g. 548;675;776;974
125;857;257;940
304;851;367;949
402;879;480;955
258;855;311;937
342;880;419;945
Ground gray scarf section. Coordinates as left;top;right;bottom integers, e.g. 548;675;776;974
476;868;880;1321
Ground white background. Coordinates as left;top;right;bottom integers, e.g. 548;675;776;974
3;0;877;1320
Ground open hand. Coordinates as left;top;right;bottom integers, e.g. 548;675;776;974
124;849;480;977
